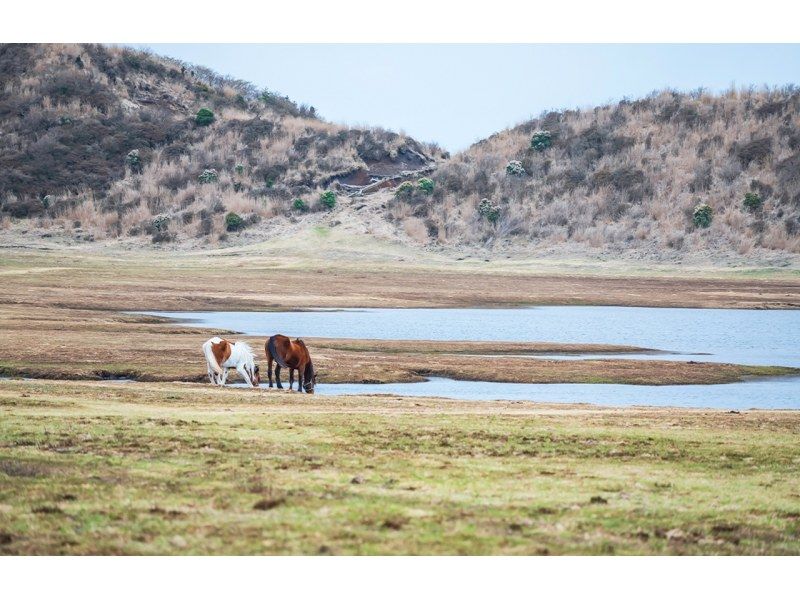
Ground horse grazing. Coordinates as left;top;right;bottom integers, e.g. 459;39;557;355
202;337;260;387
265;334;317;393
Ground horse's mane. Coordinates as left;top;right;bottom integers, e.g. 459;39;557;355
296;339;315;379
233;341;255;361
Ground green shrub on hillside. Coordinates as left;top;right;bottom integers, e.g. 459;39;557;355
692;203;713;228
743;192;763;212
198;169;218;184
195;108;215;126
418;177;434;194
234;163;245;175
225;212;245;232
292;198;309;212
505;160;526;176
395;181;414;199
126;149;141;172
478;198;501;223
530;130;552;152
320;190;337;210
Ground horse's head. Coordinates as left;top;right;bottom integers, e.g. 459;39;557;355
303;372;317;394
252;364;261;387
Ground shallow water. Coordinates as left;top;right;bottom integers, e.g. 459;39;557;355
146;306;800;409
146;306;800;367
313;376;800;411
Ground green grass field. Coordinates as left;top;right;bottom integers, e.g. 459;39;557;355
2;379;799;555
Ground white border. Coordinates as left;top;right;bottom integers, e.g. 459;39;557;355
1;556;797;598
2;1;800;42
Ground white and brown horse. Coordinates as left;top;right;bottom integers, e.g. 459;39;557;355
202;337;260;387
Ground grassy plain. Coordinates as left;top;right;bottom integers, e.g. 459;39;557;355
1;241;799;554
1;379;799;555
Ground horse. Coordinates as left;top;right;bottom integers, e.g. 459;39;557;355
202;337;260;387
265;334;317;393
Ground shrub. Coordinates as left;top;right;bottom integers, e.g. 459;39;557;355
225;211;245;232
292;198;309;212
125;149;141;172
743;192;763;212
530;130;552;152
692;203;713;228
320;190;337;210
234;163;245;175
151;214;170;232
506;160;526;176
195;108;215;126
395;181;414;199
198;169;218;184
417;177;434;194
478;198;501;223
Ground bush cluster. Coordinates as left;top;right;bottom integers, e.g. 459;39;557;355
505;160;526;176
478;198;501;223
530;130;552;152
320;190;337;210
125;149;141;172
198;169;218;184
292;198;309;212
417;177;434;194
743;192;763;212
195;108;215;126
692;203;713;228
224;211;245;232
395;181;414;199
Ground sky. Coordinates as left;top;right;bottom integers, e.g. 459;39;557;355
140;44;800;153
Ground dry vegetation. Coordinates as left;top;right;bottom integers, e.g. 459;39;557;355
0;44;443;243
411;87;800;254
1;44;798;261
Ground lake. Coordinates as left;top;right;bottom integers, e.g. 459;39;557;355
145;306;800;409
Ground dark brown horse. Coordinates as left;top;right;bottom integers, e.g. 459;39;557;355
266;334;317;393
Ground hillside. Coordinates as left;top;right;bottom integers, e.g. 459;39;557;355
416;87;800;256
0;44;798;262
0;44;444;242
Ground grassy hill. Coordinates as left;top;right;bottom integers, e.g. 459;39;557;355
0;44;444;242
0;44;798;259
416;87;800;255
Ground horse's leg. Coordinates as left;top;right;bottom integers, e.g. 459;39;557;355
289;368;295;391
275;365;283;389
236;364;252;387
267;355;274;388
208;365;215;384
297;368;304;393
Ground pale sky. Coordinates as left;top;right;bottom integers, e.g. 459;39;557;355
140;44;800;153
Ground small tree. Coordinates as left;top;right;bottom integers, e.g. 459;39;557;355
530;130;552;152
225;212;245;232
292;198;309;212
198;169;218;184
395;181;414;199
506;160;526;176
320;190;337;210
478;198;501;223
743;192;763;212
692;203;713;228
195;108;215;126
417;177;434;194
126;149;141;172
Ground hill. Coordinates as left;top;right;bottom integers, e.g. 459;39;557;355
0;44;798;262
0;44;444;242
417;87;800;256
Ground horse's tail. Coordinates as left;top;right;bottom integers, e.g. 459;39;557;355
267;335;289;369
203;339;223;376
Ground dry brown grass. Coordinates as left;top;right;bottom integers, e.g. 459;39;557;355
422;87;800;254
